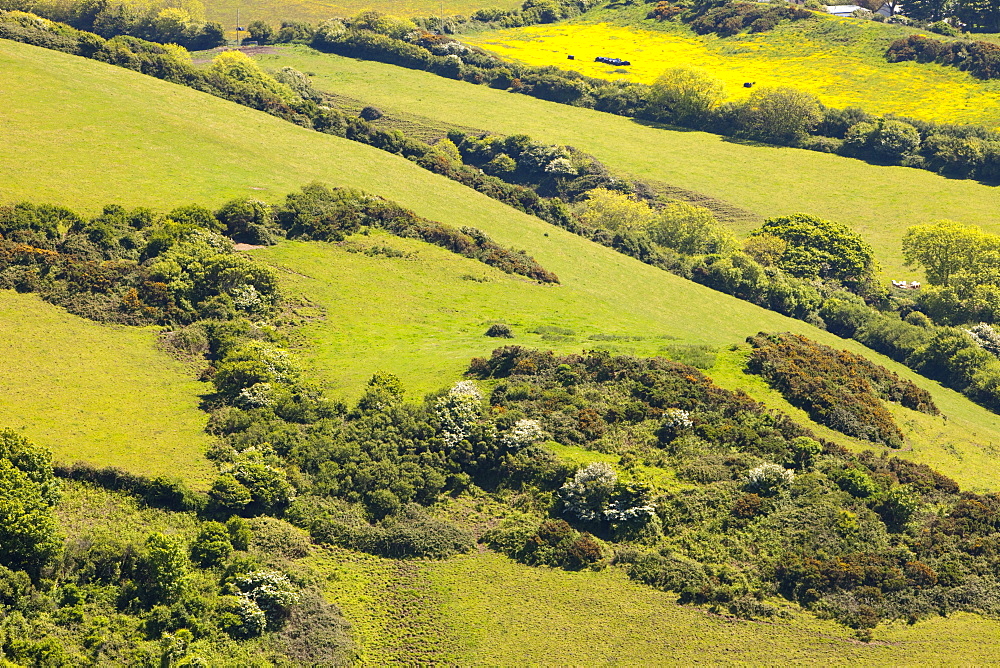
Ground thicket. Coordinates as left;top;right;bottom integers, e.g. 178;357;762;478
746;332;938;447
0;186;554;325
886;34;1000;80
460;344;1000;635
0;0;225;49
0;453;351;663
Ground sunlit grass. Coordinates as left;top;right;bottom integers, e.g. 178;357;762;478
0;292;214;486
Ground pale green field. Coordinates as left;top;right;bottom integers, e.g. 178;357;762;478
201;0;520;38
308;545;1000;664
0;292;214;486
250;45;1000;278
252;235;1000;493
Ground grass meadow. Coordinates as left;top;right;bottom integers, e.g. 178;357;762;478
0;292;214;486
251;45;1000;277
5;39;1000;490
305;544;1000;663
463;9;1000;127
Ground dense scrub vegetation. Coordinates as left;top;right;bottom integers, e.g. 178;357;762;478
10;9;1000;422
0;430;351;663
887;34;1000;80
0;185;554;324
462;345;1000;639
746;332;938;447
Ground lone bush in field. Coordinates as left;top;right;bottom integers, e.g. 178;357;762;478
731;87;822;145
646;67;725;126
485;323;514;338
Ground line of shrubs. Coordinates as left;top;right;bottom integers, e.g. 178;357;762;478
887;34;1000;80
746;332;938;447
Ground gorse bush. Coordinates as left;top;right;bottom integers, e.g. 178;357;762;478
747;332;938;447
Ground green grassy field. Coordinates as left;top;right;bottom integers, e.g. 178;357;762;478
307;545;1000;663
201;0;520;38
463;8;1000;127
0;292;214;486
5;38;1000;491
249;45;1000;278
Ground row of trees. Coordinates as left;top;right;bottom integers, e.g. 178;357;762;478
0;0;225;48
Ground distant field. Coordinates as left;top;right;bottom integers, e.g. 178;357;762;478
251;45;1000;277
201;0;520;37
463;9;1000;127
0;292;214;486
309;546;1000;663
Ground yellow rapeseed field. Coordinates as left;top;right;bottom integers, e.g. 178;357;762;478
464;18;1000;126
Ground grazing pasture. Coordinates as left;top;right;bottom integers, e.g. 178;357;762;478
5;38;1000;489
0;292;214;486
308;546;1000;663
463;9;1000;127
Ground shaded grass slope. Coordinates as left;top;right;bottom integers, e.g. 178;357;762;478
4;38;1000;491
0;292;214;485
250;45;1000;277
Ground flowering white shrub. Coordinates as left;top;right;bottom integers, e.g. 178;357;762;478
662;408;692;429
743;463;795;496
232;283;264;313
435;381;484;446
234;570;301;615
604;499;656;523
560;461;618;522
236;382;274;408
501;418;546;450
967;323;1000;357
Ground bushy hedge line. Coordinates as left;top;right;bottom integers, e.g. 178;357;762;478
887;34;1000;80
686;1;813;36
746;332;938;447
54;461;207;512
277;183;559;283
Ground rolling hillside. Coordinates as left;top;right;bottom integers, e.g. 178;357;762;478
8;26;1000;661
250;44;1000;277
4;37;1000;492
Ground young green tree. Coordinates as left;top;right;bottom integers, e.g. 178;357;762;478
646;200;736;254
0;460;61;577
902;219;994;286
646;67;725;126
733;87;822;145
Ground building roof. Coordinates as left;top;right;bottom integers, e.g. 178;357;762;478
826;4;862;12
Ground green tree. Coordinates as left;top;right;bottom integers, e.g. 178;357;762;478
144;533;189;604
733;87;822;145
190;522;233;567
0;460;62;576
646;67;725;126
645;200;736;254
753;213;879;288
577;188;656;232
902;219;994;286
247;20;275;44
